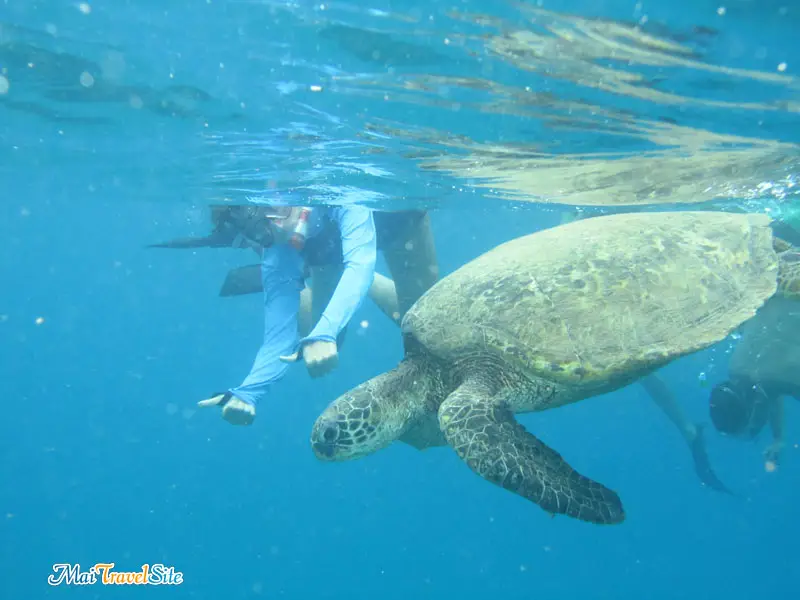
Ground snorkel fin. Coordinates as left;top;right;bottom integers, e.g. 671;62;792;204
146;232;236;249
219;264;264;297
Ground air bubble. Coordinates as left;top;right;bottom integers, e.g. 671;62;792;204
79;71;95;87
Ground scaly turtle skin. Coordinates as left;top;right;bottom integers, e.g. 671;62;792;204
310;211;800;525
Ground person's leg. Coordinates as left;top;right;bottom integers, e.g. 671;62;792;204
368;273;401;324
641;373;697;443
373;211;439;324
642;373;730;493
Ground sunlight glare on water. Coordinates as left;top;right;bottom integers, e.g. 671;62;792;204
0;0;796;212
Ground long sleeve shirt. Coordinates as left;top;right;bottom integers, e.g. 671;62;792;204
228;206;377;406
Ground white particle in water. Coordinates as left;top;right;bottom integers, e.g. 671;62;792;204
777;62;787;72
717;6;726;16
78;2;91;14
0;75;8;95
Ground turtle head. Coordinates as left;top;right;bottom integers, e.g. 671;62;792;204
311;359;434;461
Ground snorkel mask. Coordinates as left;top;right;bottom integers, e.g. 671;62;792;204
213;205;312;250
263;206;312;250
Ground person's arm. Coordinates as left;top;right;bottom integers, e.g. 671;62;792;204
769;396;786;443
765;395;786;466
228;244;304;406
640;374;731;493
301;206;377;344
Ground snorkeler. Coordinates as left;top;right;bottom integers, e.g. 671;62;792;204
151;204;438;426
707;296;799;469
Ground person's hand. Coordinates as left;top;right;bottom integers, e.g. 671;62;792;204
280;340;339;378
197;392;255;426
764;441;784;471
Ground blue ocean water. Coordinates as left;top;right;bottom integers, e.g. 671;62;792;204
0;0;798;598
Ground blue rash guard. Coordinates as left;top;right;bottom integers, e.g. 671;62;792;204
228;206;377;406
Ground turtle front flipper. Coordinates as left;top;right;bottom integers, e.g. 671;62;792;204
438;379;625;525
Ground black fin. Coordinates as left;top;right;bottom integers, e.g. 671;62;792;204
690;424;733;494
147;232;234;249
219;264;264;297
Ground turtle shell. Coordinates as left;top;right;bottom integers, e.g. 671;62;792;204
402;211;779;388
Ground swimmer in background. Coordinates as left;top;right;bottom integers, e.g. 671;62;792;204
707;296;799;470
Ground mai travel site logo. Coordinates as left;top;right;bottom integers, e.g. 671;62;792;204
48;563;183;586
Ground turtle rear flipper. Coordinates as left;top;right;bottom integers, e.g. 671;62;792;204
438;379;625;525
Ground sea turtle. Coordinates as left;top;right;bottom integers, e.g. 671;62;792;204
309;211;800;525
